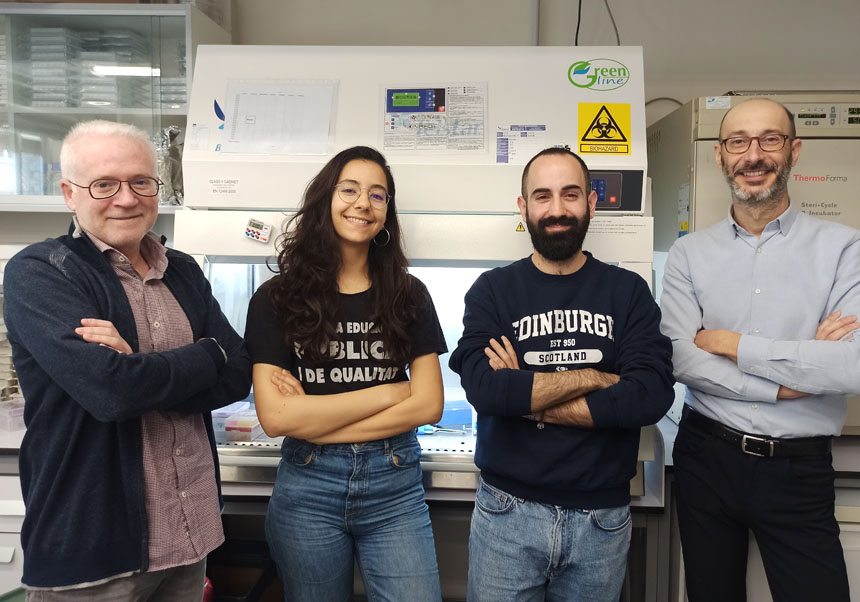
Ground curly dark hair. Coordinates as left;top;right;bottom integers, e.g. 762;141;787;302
268;146;423;367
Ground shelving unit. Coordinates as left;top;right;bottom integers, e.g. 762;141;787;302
0;3;230;245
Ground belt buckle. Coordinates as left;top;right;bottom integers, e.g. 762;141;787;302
741;434;774;457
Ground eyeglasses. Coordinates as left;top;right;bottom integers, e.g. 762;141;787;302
720;134;792;154
68;177;162;199
334;181;390;208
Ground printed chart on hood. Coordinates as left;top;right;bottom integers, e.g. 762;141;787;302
220;80;337;155
495;124;548;164
382;83;486;152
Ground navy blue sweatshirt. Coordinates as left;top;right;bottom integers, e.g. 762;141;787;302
449;253;674;508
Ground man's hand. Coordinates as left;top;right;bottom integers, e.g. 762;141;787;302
777;311;859;400
777;385;809;400
75;318;132;354
816;310;859;342
271;369;305;396
486;337;545;423
694;329;741;362
485;336;519;370
484;335;612;423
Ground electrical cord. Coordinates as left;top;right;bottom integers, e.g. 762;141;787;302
645;97;684;106
604;0;620;45
576;0;621;46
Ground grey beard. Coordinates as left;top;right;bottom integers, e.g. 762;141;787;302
724;155;793;206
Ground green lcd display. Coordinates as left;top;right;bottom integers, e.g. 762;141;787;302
392;93;420;107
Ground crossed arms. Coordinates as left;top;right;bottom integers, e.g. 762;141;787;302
691;312;858;399
449;273;674;430
4;251;251;421
252;353;444;444
660;238;860;401
484;335;617;427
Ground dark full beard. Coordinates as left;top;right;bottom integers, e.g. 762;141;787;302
723;153;793;206
526;211;590;262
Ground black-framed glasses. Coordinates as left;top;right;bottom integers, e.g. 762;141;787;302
720;134;792;154
68;177;162;199
334;181;390;208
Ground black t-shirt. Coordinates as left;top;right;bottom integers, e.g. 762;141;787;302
245;275;447;394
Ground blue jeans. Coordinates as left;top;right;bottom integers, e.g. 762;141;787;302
265;430;442;602
468;478;631;602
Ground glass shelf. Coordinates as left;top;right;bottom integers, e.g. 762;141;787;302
0;3;228;201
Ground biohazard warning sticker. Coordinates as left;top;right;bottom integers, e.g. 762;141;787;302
578;103;631;155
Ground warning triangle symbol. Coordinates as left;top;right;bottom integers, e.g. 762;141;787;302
581;105;628;143
516;222;525;232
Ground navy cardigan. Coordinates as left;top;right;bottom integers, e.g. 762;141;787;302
2;224;251;587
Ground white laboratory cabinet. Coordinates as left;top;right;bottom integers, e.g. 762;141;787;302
0;476;23;594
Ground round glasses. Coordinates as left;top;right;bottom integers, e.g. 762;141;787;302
720;134;792;154
68;177;162;199
334;181;390;208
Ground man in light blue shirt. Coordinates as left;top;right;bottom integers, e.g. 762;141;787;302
661;98;860;602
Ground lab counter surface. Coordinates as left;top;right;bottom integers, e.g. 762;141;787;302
1;423;860;601
0;423;666;505
1;421;860;497
2;421;860;500
214;423;666;508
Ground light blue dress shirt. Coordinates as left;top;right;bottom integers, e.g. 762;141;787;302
660;204;860;438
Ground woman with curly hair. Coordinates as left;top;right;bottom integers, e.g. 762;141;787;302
245;146;445;601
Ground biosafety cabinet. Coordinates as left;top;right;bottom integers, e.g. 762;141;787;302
176;45;671;600
178;45;658;475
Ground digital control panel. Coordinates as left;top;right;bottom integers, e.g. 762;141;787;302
788;104;860;128
590;169;643;213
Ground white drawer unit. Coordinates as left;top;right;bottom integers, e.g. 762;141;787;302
0;476;24;592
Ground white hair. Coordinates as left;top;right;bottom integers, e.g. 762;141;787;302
60;120;156;180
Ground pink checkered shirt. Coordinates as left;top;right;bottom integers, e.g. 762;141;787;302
85;228;224;571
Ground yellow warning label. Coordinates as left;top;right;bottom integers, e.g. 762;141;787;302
516;222;525;232
578;103;631;155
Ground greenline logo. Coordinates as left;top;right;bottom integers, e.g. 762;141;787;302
568;59;630;91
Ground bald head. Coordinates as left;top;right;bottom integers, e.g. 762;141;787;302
719;98;796;141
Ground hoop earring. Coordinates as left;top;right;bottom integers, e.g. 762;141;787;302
373;228;391;247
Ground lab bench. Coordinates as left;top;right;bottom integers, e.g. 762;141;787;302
1;423;857;601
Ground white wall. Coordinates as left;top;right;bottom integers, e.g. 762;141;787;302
231;0;860;125
233;0;539;46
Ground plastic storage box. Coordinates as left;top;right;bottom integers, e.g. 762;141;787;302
211;400;250;444
0;399;24;432
224;410;263;442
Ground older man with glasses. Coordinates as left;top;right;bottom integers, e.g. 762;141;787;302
2;120;251;599
660;98;860;602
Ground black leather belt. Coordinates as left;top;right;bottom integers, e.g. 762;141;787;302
682;406;832;458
